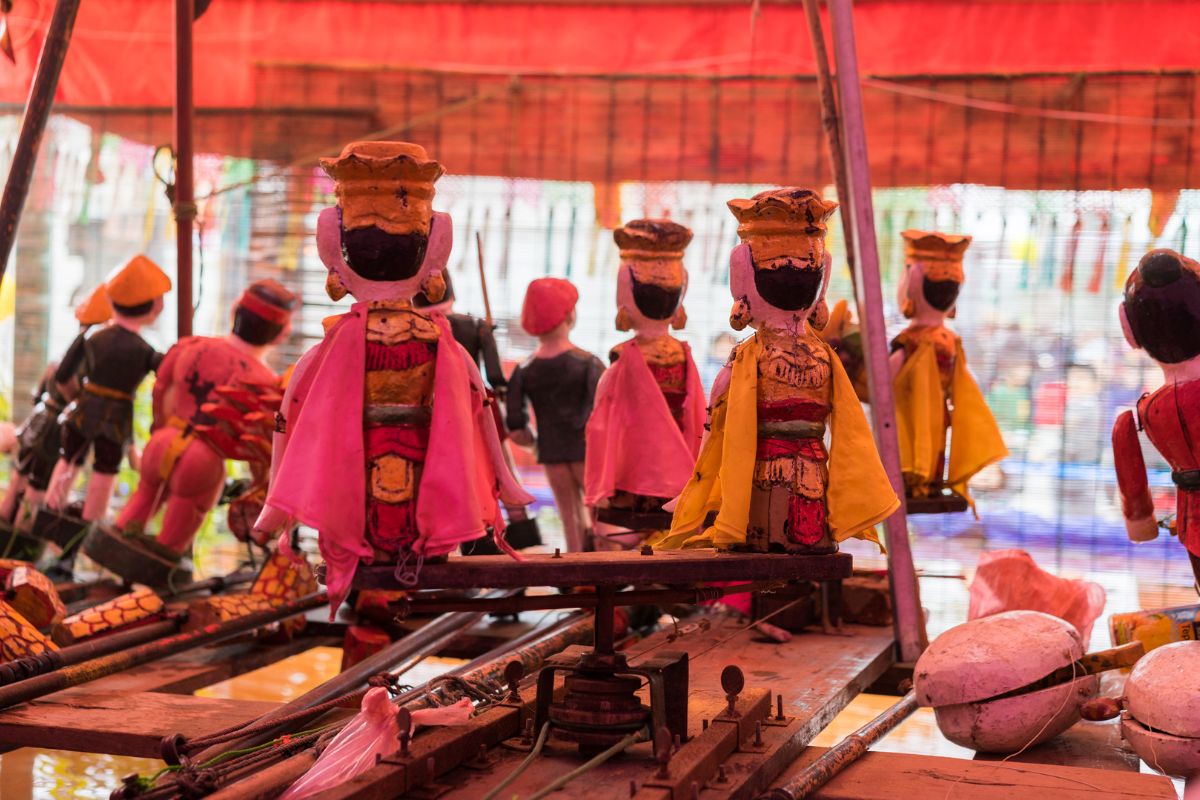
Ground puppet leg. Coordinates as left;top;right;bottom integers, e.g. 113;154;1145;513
81;437;124;522
0;474;27;522
45;460;80;511
156;443;225;553
116;429;174;533
545;461;588;552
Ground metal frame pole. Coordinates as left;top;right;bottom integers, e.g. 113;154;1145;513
174;0;196;338
825;0;927;661
0;0;84;285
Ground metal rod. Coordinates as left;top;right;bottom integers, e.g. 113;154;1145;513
0;591;328;710
799;0;859;308
824;0;926;662
0;614;186;685
762;691;918;799
0;0;83;285
190;593;517;763
174;0;196;338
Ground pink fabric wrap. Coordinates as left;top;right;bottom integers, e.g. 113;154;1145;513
261;305;508;614
584;339;705;506
968;548;1106;644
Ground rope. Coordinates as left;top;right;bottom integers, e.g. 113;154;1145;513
524;728;647;800
481;721;551;800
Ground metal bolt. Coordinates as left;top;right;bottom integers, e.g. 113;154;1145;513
398;708;412;756
720;665;745;718
654;726;673;778
776;693;785;720
504;660;524;702
717;764;729;783
640;544;653;556
702;718;709;731
553;547;562;559
754;721;763;747
522;718;534;744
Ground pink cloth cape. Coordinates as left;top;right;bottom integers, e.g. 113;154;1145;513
584;339;705;506
262;303;510;613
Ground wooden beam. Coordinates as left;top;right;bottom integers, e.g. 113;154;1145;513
174;0;196;338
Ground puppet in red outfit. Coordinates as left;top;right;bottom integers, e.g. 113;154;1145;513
253;142;533;613
585;219;705;548
114;280;298;554
1113;249;1200;586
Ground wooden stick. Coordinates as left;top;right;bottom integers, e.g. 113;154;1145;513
174;0;196;337
824;0;927;662
991;641;1145;701
0;0;83;285
476;230;494;327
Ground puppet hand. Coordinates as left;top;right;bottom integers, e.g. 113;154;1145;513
1125;515;1159;543
253;504;290;543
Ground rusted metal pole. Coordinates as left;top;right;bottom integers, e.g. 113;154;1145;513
0;0;83;285
174;0;196;337
824;0;926;661
799;0;858;308
0;591;328;709
762;691;918;799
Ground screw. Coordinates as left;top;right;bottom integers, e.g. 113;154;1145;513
522;718;534;744
553;548;562;559
398;709;412;756
640;544;653;556
754;721;763;747
776;693;785;720
654;726;673;778
702;718;709;731
717;764;729;783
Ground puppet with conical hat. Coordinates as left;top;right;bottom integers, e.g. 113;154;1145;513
1113;249;1200;588
45;257;170;523
252;141;532;613
86;280;300;584
662;188;898;554
0;283;113;534
890;230;1006;510
584;219;705;546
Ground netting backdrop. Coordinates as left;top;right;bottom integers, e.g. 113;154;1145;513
2;83;1198;642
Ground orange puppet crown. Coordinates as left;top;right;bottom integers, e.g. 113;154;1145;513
614;218;692;290
902;229;972;284
320;141;444;236
727;188;839;271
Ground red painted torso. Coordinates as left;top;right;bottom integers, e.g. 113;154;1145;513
157;336;277;425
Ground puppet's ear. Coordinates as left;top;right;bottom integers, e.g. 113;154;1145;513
670;305;687;330
729;297;752;331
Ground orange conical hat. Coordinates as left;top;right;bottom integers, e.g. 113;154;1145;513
74;283;113;325
105;255;172;308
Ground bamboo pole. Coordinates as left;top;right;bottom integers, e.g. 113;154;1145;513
762;691;918;799
0;0;83;285
0;591;328;710
174;0;196;338
823;0;927;661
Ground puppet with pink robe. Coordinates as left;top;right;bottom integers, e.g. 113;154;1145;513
585;219;705;546
252;141;532;612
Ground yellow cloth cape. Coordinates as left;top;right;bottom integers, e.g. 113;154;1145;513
658;330;897;550
893;337;1008;510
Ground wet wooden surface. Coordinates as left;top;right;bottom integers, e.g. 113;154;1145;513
434;619;894;799
778;747;1177;799
349;549;854;590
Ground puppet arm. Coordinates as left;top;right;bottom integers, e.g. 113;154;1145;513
457;344;534;507
1112;409;1158;542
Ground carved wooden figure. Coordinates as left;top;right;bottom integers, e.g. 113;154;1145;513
506;277;605;553
584;219;705;546
1113;249;1200;588
664;189;897;553
0;284;111;528
114;279;298;556
45;255;171;522
890;230;1007;511
253;141;532;612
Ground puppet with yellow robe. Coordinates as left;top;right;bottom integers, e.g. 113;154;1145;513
890;230;1007;511
660;189;898;554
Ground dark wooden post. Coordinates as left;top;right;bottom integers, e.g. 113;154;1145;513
174;0;196;338
0;0;84;285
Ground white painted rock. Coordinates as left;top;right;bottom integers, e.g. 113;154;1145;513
914;610;1092;753
1126;641;1200;739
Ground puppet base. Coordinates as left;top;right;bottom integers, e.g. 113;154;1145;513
30;506;92;558
82;525;192;588
905;491;969;515
0;519;46;563
595;506;673;532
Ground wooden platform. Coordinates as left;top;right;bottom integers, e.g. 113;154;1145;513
432;619;894;799
348;549;853;590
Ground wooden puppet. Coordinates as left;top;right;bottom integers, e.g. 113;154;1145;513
253;141;532;612
890;230;1007;510
506;277;604;553
584;219;705;545
45;255;171;522
0;284;111;529
113;279;298;557
1113;249;1200;587
664;188;898;553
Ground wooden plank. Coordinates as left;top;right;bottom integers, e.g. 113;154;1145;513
434;622;894;799
974;720;1140;773
773;748;1177;799
0;691;280;757
349;550;853;590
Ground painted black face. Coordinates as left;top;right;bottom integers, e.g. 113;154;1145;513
754;266;823;312
340;211;430;282
922;278;960;311
630;273;682;320
1125;254;1200;364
